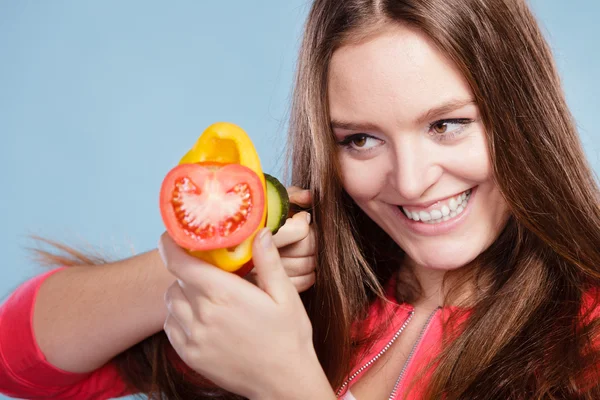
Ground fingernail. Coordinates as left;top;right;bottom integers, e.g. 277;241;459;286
306;212;311;225
260;228;273;249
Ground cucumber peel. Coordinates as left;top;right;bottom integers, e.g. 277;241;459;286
264;173;290;234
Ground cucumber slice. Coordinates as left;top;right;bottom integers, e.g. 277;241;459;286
264;173;290;234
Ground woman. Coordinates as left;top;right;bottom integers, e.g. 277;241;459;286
159;0;600;398
2;0;600;399
293;0;599;397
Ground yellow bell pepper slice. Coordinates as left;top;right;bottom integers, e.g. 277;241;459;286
179;122;267;272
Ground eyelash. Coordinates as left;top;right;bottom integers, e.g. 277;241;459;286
336;118;474;152
428;118;473;142
336;134;381;154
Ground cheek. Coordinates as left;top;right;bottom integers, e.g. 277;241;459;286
477;185;510;237
339;155;388;200
452;135;508;232
456;137;509;250
443;131;493;185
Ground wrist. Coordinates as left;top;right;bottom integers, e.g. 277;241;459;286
252;352;336;400
131;249;176;331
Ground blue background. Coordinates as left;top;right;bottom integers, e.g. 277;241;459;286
0;1;598;399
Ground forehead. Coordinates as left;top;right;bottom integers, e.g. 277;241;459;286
328;24;473;124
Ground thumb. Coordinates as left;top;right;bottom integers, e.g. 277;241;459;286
252;227;296;303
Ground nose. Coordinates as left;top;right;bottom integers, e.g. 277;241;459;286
388;139;441;201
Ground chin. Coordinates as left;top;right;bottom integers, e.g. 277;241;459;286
406;243;482;271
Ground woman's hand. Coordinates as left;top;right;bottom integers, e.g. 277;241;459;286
250;187;316;293
159;228;333;400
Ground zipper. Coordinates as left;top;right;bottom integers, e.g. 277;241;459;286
336;310;415;397
387;307;440;400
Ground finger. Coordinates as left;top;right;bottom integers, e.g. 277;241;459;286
247;256;314;290
272;211;311;248
158;232;246;300
252;228;297;303
286;186;304;196
278;228;316;258
288;188;312;209
164;313;189;351
280;256;316;278
290;273;316;293
158;231;200;282
164;282;194;337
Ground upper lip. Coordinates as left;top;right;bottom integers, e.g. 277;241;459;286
399;188;472;211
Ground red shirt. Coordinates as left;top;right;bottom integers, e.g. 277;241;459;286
1;269;598;399
0;269;129;399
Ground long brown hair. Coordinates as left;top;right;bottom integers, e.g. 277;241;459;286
35;0;600;398
288;0;600;398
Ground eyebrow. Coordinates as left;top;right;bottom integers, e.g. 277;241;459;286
330;120;382;132
415;98;476;125
330;98;476;132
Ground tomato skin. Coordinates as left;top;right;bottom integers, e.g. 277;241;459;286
233;260;254;277
159;163;265;252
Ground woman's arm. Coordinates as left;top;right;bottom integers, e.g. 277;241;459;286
32;202;314;375
33;249;172;374
0;267;133;399
0;192;314;399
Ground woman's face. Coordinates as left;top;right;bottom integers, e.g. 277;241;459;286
328;24;509;271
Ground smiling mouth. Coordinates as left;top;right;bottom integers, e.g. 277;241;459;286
399;188;473;224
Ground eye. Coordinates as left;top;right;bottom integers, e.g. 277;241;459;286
432;121;451;134
337;134;383;152
428;118;473;141
349;135;369;148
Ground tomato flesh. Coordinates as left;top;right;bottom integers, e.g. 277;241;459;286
160;163;265;251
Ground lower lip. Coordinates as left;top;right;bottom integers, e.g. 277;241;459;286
394;186;478;236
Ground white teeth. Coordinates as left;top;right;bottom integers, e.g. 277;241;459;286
430;210;442;220
419;211;431;221
449;198;458;211
401;188;473;224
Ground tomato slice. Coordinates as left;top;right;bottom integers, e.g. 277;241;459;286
159;163;265;251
